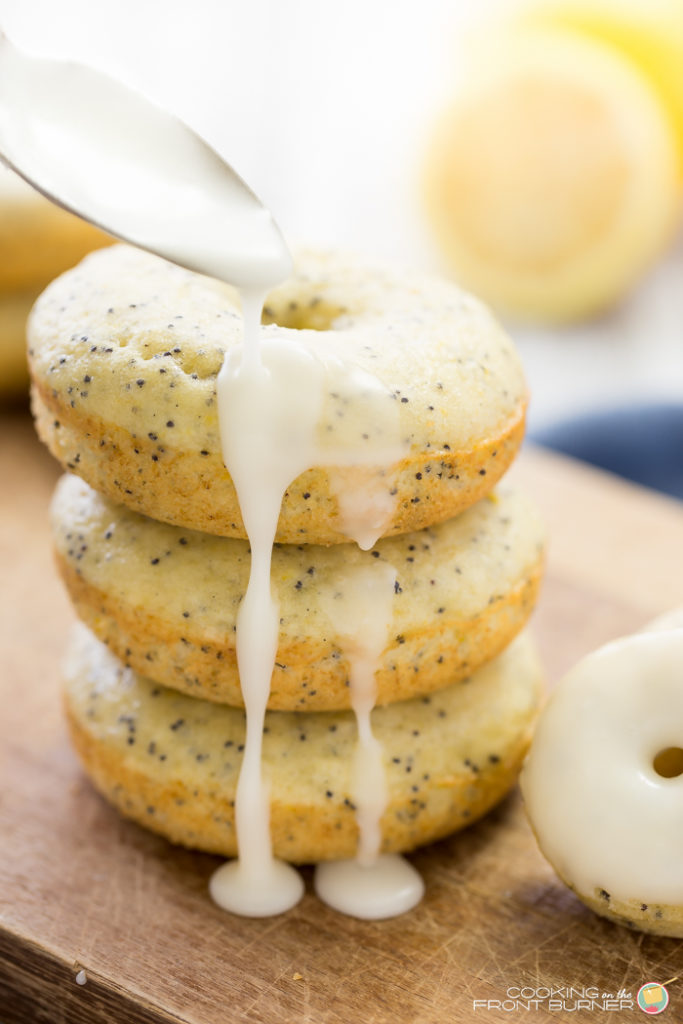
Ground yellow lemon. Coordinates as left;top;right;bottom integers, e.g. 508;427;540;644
423;30;681;323
519;0;683;177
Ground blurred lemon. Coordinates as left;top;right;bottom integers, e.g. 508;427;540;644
423;30;681;323
519;0;683;177
0;167;110;396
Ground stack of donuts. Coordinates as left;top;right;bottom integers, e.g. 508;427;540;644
28;245;545;867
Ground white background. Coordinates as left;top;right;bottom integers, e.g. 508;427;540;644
1;0;682;430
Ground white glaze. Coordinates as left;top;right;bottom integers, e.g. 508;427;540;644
323;562;395;865
319;562;396;863
214;312;324;915
315;562;424;917
521;629;683;905
209;856;304;919
315;855;424;920
215;312;412;916
328;465;400;551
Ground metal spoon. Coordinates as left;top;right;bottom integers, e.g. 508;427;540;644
0;29;291;288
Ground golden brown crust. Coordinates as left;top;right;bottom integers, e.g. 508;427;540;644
34;384;525;543
58;553;542;710
67;704;534;862
51;473;545;710
29;244;528;543
550;865;683;939
63;626;543;863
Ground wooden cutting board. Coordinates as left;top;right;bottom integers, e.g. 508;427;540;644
2;409;683;1024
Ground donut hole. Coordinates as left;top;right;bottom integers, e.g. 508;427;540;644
261;297;347;332
653;747;683;779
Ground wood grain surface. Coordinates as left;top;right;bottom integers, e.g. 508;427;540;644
2;408;683;1024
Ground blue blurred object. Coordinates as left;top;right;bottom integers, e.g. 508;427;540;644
531;403;683;500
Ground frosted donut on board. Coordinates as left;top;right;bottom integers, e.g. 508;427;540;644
521;615;683;936
28;244;527;545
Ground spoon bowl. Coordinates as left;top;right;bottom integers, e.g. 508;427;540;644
0;29;291;288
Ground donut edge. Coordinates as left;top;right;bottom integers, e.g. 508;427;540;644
55;549;543;711
62;628;544;864
32;383;526;544
64;693;536;864
551;862;683;939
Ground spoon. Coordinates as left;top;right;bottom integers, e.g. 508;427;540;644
0;29;291;288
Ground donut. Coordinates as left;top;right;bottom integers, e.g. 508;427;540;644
521;624;683;937
64;624;543;863
0;167;110;394
28;244;527;544
51;473;544;710
422;29;680;323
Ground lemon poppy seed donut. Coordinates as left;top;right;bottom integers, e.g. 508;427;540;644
64;625;543;863
522;625;683;937
51;474;545;711
29;245;527;544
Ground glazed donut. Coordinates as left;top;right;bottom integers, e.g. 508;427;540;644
28;244;527;545
521;624;683;936
64;624;543;863
51;473;545;710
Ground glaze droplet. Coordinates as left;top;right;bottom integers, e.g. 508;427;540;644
314;854;424;919
209;858;304;918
